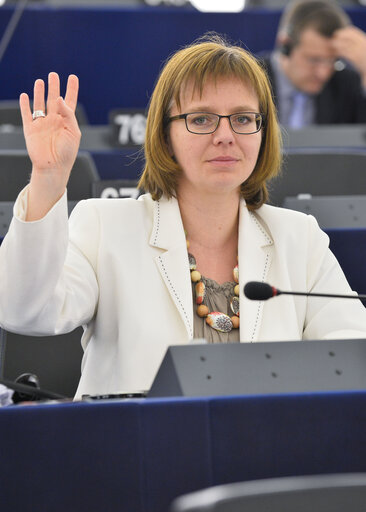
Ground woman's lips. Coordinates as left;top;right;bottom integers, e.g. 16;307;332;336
207;156;239;165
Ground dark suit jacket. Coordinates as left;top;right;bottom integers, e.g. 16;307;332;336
261;55;366;124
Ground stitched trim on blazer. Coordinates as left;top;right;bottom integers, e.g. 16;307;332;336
158;255;193;339
251;252;270;342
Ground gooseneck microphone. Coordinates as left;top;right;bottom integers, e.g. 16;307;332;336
0;377;65;401
244;281;366;302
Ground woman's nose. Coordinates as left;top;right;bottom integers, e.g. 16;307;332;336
212;117;235;144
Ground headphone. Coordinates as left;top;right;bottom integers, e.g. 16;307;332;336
280;41;293;57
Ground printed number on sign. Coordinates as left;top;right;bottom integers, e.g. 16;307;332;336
100;187;139;199
115;114;146;145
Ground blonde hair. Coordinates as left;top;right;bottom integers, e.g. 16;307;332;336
139;34;282;210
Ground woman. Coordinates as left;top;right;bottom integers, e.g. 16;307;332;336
0;35;365;399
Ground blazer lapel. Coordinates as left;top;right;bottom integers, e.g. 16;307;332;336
149;196;194;339
238;201;274;342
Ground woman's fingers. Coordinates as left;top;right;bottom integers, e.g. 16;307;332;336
56;97;81;140
33;78;45;114
47;72;60;113
64;74;79;112
21;72;80;133
47;72;78;113
56;96;75;121
27;72;78;117
19;93;32;128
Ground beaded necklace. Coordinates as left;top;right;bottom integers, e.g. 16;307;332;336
187;241;240;333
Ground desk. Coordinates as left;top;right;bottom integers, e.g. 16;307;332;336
1;392;366;512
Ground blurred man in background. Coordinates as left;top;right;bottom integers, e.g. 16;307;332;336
261;0;366;127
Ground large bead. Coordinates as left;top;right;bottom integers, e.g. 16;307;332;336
191;270;201;282
230;296;240;317
234;284;240;296
188;253;196;271
233;264;239;283
197;304;209;317
206;312;233;333
231;315;240;329
195;281;205;305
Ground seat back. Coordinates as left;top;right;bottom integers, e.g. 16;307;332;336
0;99;89;127
0;327;83;398
0;149;99;201
268;150;366;207
282;125;366;149
171;473;366;512
283;195;366;229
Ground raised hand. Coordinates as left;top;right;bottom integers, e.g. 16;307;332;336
332;26;366;88
19;72;82;220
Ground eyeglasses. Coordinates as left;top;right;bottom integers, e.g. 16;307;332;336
167;112;265;135
303;55;337;69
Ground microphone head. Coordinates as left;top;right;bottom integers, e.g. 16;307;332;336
244;281;276;301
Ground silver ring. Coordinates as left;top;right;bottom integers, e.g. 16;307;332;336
32;110;46;120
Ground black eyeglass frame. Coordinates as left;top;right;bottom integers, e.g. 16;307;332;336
167;111;265;135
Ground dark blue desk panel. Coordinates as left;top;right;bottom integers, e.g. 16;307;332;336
2;392;366;512
1;5;366;123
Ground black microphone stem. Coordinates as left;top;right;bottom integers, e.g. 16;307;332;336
0;377;65;400
278;290;366;301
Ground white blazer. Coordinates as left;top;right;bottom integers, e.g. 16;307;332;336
0;188;365;398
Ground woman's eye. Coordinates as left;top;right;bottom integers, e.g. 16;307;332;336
192;115;210;125
235;115;250;124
